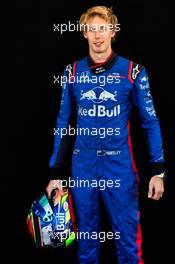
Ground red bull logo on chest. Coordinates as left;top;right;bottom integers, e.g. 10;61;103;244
80;87;118;104
78;87;120;117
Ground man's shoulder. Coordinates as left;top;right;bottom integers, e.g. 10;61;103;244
117;55;144;68
66;56;87;69
116;55;145;83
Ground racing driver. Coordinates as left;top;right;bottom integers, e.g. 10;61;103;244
46;6;165;264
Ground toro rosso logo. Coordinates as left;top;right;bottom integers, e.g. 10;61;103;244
80;87;117;104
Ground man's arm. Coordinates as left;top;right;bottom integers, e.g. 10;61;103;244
130;63;165;200
47;64;76;197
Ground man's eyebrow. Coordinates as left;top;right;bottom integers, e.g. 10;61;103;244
99;25;107;28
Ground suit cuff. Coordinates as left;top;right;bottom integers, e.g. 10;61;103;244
150;162;165;176
49;167;68;180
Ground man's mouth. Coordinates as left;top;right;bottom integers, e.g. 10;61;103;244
93;41;104;47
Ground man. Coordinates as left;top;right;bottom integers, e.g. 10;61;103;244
46;6;165;264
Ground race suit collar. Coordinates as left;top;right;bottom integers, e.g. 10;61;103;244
87;51;118;74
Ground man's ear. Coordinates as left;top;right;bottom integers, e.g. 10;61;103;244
111;30;116;38
83;31;88;39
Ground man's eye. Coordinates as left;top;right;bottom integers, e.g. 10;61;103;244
99;27;106;32
90;28;96;32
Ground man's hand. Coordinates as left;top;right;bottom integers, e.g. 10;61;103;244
46;180;65;198
148;176;164;200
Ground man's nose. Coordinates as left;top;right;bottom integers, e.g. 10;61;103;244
94;30;101;39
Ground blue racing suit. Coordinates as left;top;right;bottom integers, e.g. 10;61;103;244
49;52;164;264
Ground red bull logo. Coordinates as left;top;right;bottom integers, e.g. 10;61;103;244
79;87;120;117
80;87;118;104
78;104;120;117
99;90;117;102
80;89;97;101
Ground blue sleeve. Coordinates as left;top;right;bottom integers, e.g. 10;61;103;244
49;66;76;179
131;67;165;175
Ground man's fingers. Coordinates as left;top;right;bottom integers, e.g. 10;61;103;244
46;186;52;198
148;182;153;198
152;192;159;200
46;180;61;198
53;180;63;190
148;176;165;200
46;180;67;199
152;188;164;200
153;179;164;200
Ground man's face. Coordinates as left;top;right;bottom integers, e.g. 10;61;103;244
83;16;115;54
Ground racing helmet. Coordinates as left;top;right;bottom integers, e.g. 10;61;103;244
27;190;76;248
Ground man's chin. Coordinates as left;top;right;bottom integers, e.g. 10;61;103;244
92;47;105;54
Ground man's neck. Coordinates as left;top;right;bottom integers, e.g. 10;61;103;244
89;48;112;64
